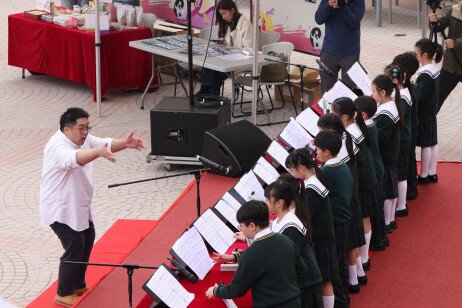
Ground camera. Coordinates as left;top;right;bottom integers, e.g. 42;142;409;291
426;0;442;11
337;0;347;7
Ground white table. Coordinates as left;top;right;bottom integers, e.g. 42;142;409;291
129;36;276;109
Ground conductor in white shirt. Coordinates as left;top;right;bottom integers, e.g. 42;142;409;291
39;107;144;307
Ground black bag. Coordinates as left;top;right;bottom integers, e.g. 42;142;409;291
260;51;288;82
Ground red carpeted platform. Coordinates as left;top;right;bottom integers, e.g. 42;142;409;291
351;162;462;307
77;173;238;308
28;219;158;308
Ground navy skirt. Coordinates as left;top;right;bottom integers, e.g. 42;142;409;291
382;167;398;199
417;116;438;147
358;187;377;218
397;146;410;181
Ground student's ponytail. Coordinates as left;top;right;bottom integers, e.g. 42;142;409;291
317;114;356;163
332;97;372;148
393;83;403;131
434;42;443;63
285;148;330;189
384;65;404;131
392;52;419;106
372;74;403;131
415;38;443;64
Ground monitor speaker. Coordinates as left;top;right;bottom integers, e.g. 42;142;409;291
201;120;272;177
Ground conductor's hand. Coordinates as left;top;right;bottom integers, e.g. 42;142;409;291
428;12;438;22
328;0;338;7
212;252;235;264
444;39;454;49
98;143;116;162
205;284;218;299
125;132;145;150
234;231;246;242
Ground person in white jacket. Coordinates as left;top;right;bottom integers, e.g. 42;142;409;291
197;0;253;96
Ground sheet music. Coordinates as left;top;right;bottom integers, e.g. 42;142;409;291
233;171;265;201
266;141;290;171
252;157;280;185
145;265;194;308
214;199;240;229
222;192;242;212
171;227;214;280
347;62;372;96
322;80;358;104
193;209;236;254
295;108;320;137
280;118;314;150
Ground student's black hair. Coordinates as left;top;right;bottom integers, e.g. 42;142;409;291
236;200;269;229
216;0;241;39
264;176;314;245
415;38;443;64
372;74;403;131
317;114;356;163
313;131;342;157
392;52;419;105
285;148;330;189
59;107;90;132
332;97;372;148
354;96;377;119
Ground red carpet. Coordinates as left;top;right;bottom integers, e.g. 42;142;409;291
351;162;462;307
28;219;158;308
77;173;237;308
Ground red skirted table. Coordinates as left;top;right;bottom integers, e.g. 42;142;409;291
8;13;154;101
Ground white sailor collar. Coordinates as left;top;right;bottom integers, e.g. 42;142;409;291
373;100;400;124
346;123;364;144
400;87;412;107
271;209;306;235
365;118;374;126
324;138;357;165
417;63;440;79
304;175;329;198
253;227;273;241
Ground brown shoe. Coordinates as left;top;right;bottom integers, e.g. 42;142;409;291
54;294;79;307
74;287;88;296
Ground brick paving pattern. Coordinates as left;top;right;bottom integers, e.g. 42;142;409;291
0;0;460;306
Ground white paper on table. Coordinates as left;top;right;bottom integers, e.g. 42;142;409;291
216;53;252;60
171;227;214;280
253;157;279;185
145;265;195;308
201;209;236;246
322;80;358;104
234;171;265;201
295;108;320;137
280;117;314;150
347;62;372;96
222;192;242;212
214;199;239;229
266;141;290;171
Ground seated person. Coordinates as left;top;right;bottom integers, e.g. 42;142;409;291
206;200;309;307
197;0;253;96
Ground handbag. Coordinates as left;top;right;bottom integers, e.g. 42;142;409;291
259;51;288;82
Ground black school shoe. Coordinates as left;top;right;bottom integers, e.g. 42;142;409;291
370;240;386;251
417;176;430;184
384;224;394;234
358;275;368;285
396;206;409;217
406;190;419;200
349;284;360;294
390;221;398;230
428;174;438;183
362;260;371;271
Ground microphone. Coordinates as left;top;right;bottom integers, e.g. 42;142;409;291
316;59;334;77
168;258;198;284
196;155;231;174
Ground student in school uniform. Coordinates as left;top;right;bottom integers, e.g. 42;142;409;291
371;74;403;234
264;178;323;308
385;64;412;217
414;38;442;184
391;52;420;201
313;131;353;308
207;200;309;307
331;97;377;275
354;96;388;251
284;150;339;308
318;114;365;296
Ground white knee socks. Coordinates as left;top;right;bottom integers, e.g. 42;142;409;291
397;180;407;210
322;295;335;308
420;147;432;177
429;144;438;175
360;231;371;263
348;265;358;285
356;256;366;277
384;199;392;225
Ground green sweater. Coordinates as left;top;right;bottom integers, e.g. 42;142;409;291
376;114;400;168
305;188;336;243
356;140;377;190
367;122;385;181
400;95;412;150
415;73;438;119
321;163;353;225
215;232;305;307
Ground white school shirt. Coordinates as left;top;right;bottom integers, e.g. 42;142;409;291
39;130;112;232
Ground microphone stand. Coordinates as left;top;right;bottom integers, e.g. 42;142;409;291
264;57;323;114
108;168;211;218
64;261;162;308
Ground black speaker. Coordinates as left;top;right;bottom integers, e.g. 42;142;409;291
201;120;272;177
150;97;230;158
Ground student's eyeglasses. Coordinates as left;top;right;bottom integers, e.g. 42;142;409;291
67;126;92;134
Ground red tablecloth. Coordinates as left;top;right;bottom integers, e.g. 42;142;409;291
8;13;153;101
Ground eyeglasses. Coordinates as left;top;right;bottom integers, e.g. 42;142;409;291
67;126;92;134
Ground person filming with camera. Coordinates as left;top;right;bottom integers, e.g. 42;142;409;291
315;0;365;93
428;0;462;112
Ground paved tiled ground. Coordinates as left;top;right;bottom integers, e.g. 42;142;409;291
0;0;460;307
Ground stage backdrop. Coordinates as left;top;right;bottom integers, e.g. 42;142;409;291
141;0;324;55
